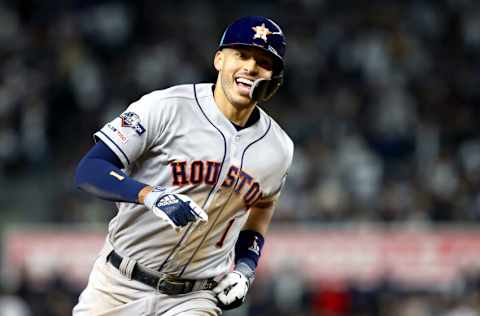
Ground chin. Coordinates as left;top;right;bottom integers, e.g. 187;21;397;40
222;84;255;108
233;89;255;105
231;95;254;108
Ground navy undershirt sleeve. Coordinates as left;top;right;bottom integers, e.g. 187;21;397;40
75;141;148;203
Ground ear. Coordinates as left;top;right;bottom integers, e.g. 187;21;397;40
214;50;224;72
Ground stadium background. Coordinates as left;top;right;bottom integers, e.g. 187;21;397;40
1;0;480;315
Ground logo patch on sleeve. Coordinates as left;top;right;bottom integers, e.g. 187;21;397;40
120;112;146;135
107;124;128;143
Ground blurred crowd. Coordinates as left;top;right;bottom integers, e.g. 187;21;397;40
1;0;480;224
1;0;480;315
1;0;480;223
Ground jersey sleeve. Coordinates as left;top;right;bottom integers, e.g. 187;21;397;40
94;92;166;168
257;135;294;204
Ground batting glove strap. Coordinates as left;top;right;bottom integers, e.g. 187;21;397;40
143;186;167;209
213;270;250;310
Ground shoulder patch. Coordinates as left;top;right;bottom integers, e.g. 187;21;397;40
120;112;146;135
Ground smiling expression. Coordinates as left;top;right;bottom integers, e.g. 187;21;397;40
214;46;274;110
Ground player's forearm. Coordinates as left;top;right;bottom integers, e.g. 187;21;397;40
234;200;275;274
75;156;148;203
242;199;276;235
75;142;150;203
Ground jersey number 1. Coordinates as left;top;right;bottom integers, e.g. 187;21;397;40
216;219;235;248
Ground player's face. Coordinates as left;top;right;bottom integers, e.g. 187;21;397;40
214;47;274;109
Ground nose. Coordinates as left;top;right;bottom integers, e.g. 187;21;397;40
243;57;258;74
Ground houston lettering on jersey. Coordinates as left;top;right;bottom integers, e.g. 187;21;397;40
169;161;262;207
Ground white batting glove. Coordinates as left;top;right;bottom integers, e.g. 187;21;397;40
144;187;208;230
213;270;250;310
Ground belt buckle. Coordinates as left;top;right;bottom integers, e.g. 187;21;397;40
156;275;186;295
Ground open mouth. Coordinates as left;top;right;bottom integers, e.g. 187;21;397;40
235;77;254;95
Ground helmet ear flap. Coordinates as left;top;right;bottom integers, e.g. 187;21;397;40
249;73;283;102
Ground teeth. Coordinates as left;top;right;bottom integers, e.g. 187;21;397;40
236;78;253;86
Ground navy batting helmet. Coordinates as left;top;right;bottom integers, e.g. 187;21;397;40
218;16;286;102
218;16;286;72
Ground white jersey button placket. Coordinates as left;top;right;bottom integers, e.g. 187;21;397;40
231;134;241;165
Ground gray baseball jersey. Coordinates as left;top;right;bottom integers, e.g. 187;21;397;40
94;83;293;280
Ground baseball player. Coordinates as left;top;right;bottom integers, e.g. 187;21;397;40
73;16;293;315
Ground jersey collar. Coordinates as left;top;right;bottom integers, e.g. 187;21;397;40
194;83;269;138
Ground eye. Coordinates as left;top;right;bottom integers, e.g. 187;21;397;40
257;58;273;71
237;51;247;59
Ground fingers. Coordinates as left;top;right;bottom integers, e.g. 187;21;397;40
216;292;231;304
215;286;235;305
176;194;209;222
215;282;246;307
214;272;248;297
150;193;208;232
189;204;208;222
213;278;230;294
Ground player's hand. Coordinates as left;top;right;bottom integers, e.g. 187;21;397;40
143;187;208;230
213;271;249;310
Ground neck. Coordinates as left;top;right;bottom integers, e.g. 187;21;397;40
213;82;256;127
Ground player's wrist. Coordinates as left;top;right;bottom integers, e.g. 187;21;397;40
142;186;167;208
234;260;256;285
138;186;154;204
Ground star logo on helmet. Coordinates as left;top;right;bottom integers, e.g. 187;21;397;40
252;23;272;42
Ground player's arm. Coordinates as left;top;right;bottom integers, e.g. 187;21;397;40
214;198;277;310
242;199;276;234
234;198;275;276
75;140;151;203
75;141;207;228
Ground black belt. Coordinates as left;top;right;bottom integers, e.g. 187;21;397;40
107;250;217;295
